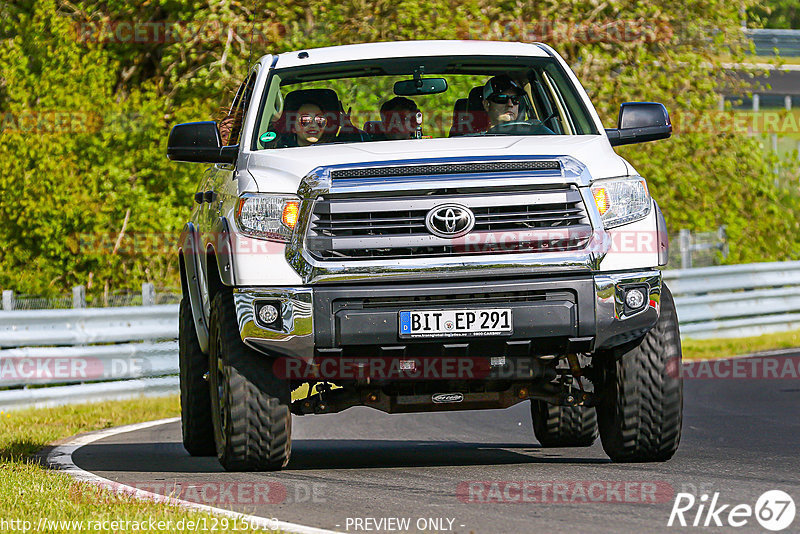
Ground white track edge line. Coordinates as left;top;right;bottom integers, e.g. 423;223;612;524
45;417;341;534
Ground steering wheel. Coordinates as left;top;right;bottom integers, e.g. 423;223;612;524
486;119;552;135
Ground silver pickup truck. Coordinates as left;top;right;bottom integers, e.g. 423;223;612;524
168;40;682;471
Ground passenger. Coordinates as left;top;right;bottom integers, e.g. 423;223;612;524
275;97;338;148
377;97;422;140
290;102;331;147
481;75;525;129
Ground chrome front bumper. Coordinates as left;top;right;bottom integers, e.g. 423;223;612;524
233;269;662;364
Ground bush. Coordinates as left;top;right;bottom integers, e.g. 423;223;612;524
0;0;797;297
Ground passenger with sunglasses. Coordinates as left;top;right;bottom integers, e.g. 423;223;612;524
273;98;338;148
292;103;332;147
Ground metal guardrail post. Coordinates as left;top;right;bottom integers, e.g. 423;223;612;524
72;285;86;309
2;290;13;311
753;94;760;112
786;96;792;111
772;134;780;179
679;229;692;270
142;283;155;306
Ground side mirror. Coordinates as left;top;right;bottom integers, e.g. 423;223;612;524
167;121;238;164
605;102;672;147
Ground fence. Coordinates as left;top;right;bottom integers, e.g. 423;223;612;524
1;283;181;311
2;261;800;409
670;227;728;269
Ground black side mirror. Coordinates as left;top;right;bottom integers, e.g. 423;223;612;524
605;102;672;147
167;121;238;164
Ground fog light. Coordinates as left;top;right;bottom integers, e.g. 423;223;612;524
258;304;280;325
625;288;646;310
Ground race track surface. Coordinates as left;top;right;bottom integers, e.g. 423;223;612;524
71;355;800;533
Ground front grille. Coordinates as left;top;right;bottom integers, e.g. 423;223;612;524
330;160;560;180
306;187;592;260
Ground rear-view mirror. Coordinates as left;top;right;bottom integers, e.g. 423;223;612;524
394;77;448;96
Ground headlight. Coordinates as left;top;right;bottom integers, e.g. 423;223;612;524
590;177;651;228
235;193;300;242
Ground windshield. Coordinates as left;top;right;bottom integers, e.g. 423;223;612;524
253;56;598;150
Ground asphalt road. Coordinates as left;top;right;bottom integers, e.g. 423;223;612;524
71;355;800;534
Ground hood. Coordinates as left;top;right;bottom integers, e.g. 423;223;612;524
243;135;629;194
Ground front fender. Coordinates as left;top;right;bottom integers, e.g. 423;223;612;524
179;223;210;352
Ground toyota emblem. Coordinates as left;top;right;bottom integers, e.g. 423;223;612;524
425;204;475;238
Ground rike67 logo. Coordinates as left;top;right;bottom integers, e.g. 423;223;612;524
668;490;796;531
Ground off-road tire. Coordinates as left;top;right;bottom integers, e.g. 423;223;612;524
179;296;216;456
531;401;598;447
208;289;291;471
596;284;683;462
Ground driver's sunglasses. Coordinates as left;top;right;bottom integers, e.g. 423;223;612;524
298;114;327;128
488;94;521;106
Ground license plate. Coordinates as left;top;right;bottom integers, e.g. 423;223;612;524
399;309;512;338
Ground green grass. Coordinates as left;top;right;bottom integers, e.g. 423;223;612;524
0;396;271;533
681;329;800;360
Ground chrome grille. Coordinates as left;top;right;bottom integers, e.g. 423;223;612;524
306;187;592;260
330;160;560;180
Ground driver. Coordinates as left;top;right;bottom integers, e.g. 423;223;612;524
481;75;525;129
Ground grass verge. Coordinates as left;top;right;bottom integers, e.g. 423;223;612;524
681;329;800;360
0;395;271;533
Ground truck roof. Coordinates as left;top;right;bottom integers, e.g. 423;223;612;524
267;40;551;69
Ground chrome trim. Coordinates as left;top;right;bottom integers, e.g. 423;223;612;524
232;270;661;362
594;270;662;350
288;155;610;284
233;287;314;363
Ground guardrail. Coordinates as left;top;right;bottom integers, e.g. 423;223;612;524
746;29;800;58
0;304;179;409
2;261;800;409
665;261;800;339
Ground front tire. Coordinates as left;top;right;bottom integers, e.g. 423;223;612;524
531;401;597;447
179;296;216;456
208;289;292;471
596;284;683;462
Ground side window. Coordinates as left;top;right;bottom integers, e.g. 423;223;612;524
220;73;256;146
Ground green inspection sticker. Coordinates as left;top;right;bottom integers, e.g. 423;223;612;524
260;131;277;143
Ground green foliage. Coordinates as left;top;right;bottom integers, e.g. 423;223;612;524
748;0;800;29
0;0;798;297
